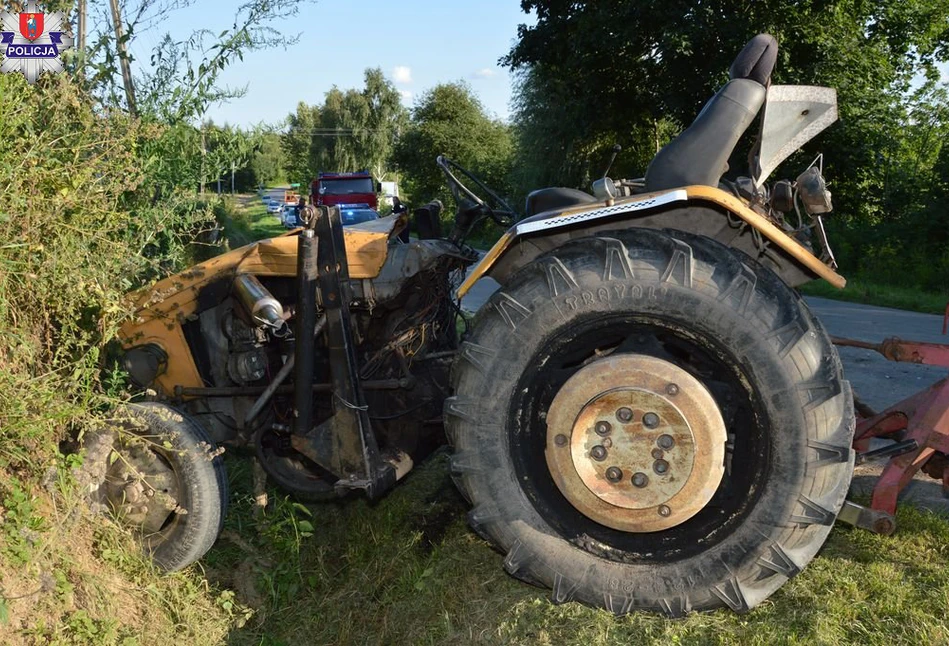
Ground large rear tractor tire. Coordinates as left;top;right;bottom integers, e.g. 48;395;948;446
446;229;854;615
106;402;228;571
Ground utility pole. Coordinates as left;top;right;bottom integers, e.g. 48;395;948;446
77;0;86;71
231;161;235;194
200;126;206;195
108;0;137;117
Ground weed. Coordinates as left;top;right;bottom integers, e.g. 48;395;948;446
0;480;49;566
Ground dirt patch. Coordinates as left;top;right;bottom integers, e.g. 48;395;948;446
415;469;468;553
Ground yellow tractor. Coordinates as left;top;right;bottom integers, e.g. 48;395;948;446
109;34;853;614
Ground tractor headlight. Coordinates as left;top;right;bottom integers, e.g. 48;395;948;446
796;166;833;215
122;344;168;387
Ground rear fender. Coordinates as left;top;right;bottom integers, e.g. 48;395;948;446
457;185;845;297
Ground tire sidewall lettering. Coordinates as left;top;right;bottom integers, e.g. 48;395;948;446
563;282;664;311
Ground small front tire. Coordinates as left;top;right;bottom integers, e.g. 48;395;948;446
106;402;228;571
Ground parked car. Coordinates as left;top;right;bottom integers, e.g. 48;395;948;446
267;200;283;214
281;203;379;229
281;205;300;228
339;204;380;226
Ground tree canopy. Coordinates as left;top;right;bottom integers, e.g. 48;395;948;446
505;0;949;288
393;82;514;207
281;69;407;187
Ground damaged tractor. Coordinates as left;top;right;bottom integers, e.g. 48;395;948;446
106;34;867;614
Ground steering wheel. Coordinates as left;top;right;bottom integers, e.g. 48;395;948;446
436;155;517;227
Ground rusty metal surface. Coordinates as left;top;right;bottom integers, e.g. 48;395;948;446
866;377;949;515
833;336;949;367
839;328;949;519
836;500;895;535
105;440;181;536
545;354;726;532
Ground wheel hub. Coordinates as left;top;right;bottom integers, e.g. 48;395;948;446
105;441;180;536
545;354;726;532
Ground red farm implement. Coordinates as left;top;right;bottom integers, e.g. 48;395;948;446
834;335;949;534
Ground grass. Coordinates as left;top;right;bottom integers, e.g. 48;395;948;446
801;276;949;315
202;451;949;646
217;195;288;247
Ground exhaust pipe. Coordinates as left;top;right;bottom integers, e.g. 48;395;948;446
233;274;288;336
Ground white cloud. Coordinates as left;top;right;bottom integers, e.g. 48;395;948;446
471;67;497;79
393;66;412;84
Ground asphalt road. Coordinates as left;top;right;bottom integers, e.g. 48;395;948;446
460;277;949;515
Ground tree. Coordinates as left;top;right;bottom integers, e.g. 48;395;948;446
505;0;949;228
393;82;514;209
283;102;319;186
281;69;407;186
249;131;285;188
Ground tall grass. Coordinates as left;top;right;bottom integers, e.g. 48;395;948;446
0;74;239;643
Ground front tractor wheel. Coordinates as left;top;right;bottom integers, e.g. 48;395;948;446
446;229;854;615
105;403;228;571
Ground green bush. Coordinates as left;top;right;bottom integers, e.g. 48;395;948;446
0;73;237;643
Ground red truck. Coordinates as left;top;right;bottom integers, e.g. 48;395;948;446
311;171;378;210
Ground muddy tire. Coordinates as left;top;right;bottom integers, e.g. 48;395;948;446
446;229;854;615
107;402;228;571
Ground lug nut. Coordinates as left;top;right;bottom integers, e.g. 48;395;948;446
605;466;623;482
632;472;648;488
657;434;675;449
594;421;612;436
653;459;669;475
643;412;660;428
590;445;608;461
554;434;568;447
616;407;633;423
658;505;671;517
651;448;664;459
666;383;679;396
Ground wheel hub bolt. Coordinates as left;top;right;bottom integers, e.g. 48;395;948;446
605;466;623;482
554;434;568;447
658;504;671;517
616;407;634;423
632;472;648;488
657;434;675;450
643;412;660;429
590;445;608;461
653;459;669;475
594;421;612;436
666;383;679;396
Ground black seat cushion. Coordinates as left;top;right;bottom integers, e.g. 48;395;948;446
644;34;777;192
525;187;598;217
729;33;778;85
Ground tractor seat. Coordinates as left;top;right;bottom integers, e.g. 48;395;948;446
644;34;778;192
524;186;599;217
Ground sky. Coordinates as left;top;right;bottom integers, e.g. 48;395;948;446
127;0;536;129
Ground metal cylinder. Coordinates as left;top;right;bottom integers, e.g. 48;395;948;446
233;274;285;331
